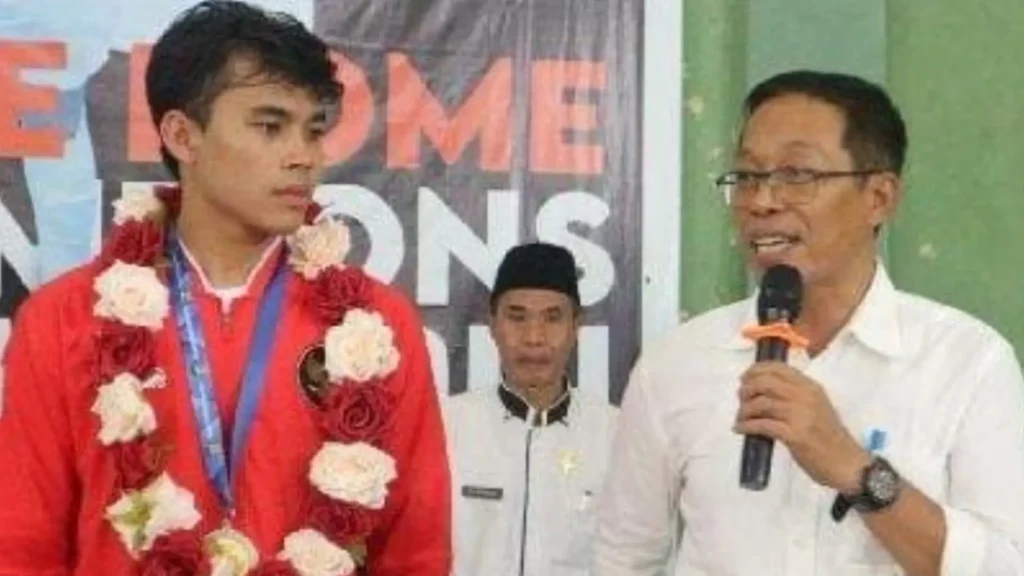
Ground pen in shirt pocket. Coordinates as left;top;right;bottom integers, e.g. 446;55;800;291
578;490;594;512
865;428;887;454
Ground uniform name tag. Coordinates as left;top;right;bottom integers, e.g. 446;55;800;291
461;485;504;500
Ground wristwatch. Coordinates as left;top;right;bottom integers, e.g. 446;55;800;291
830;456;902;522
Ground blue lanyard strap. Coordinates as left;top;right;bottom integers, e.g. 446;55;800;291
167;233;288;512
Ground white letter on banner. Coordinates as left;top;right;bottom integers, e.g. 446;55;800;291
314;184;405;283
417;187;519;306
535;191;615;306
423;328;450;399
467;324;501;394
577;325;610;396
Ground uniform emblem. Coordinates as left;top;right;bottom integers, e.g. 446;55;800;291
558;449;581;477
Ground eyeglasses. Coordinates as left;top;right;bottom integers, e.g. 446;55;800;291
714;167;883;207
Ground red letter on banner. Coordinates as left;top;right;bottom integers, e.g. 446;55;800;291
386;53;511;171
322;51;374;166
128;44;161;163
0;41;66;158
530;60;606;175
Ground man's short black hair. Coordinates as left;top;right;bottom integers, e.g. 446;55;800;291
146;0;342;179
743;70;907;175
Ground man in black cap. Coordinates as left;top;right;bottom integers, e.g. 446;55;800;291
443;241;618;576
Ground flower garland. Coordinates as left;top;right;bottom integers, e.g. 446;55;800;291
90;186;400;576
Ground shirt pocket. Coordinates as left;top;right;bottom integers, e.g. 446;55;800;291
551;487;599;573
453;481;510;567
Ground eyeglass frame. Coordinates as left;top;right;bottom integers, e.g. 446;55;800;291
714;167;886;207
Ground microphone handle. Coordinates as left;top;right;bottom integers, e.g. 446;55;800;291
740;336;790;490
740;435;774;490
755;336;790;363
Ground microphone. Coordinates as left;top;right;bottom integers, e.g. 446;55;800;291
740;264;803;491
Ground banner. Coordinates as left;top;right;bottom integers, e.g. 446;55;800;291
0;0;681;403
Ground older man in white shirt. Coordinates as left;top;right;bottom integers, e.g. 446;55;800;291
446;242;618;576
595;70;1024;576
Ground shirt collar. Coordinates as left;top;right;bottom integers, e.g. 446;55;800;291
178;236;284;310
722;263;905;358
498;381;572;427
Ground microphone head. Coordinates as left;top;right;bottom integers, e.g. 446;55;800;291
757;264;803;324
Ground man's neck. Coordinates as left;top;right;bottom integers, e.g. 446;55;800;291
175;193;276;289
794;253;877;356
508;379;568;412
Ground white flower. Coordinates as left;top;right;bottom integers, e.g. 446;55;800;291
206;526;259;576
106;473;201;554
278;529;356;576
309;442;397;509
93;261;170;330
91;373;157;445
288;218;351;280
323;309;400;383
113;186;164;225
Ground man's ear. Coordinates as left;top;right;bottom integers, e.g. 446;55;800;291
866;171;902;230
158;110;203;170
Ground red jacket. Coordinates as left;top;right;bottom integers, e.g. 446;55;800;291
0;251;451;575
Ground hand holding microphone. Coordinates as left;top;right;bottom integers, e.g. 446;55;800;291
735;265;872;493
738;264;803;490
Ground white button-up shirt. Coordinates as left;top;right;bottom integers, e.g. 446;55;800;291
595;265;1024;576
445;384;618;576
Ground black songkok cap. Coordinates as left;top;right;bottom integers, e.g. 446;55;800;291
490;242;580;308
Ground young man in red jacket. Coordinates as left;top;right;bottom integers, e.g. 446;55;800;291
0;2;451;574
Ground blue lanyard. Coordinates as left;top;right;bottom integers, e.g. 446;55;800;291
167;234;288;512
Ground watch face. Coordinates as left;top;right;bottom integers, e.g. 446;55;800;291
866;461;900;503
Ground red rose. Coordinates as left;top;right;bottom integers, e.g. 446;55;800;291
137;531;208;576
308;267;372;325
101;219;164;267
95;320;157;381
304;202;324;225
320;383;394;446
154;185;182;219
308;499;375;544
252;559;300;576
116;435;168;491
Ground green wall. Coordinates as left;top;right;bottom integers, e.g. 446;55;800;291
681;0;1024;356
